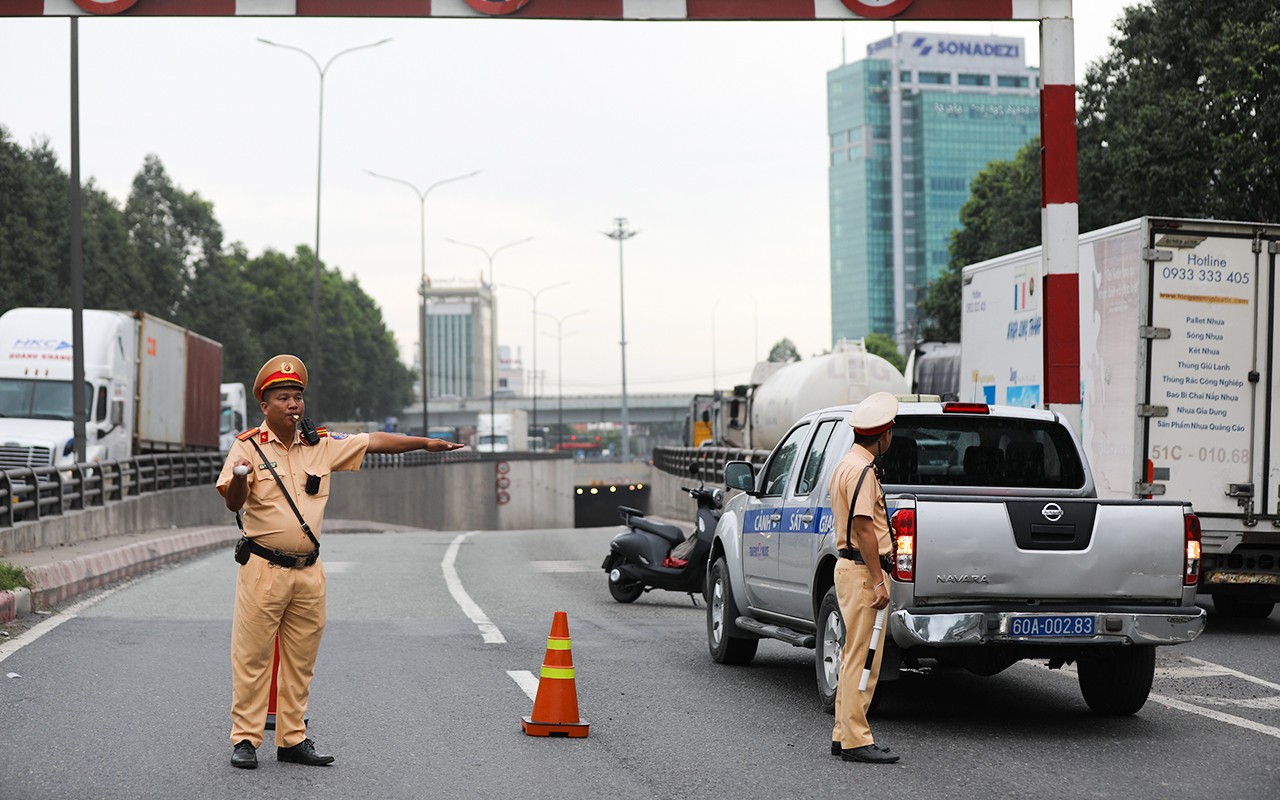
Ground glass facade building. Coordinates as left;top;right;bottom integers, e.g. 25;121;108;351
419;283;494;400
828;32;1040;347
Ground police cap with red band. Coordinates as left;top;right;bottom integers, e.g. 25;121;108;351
253;354;308;401
847;391;898;436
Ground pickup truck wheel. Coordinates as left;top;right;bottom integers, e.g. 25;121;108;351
1077;646;1155;716
1212;595;1275;619
707;557;758;665
815;587;843;713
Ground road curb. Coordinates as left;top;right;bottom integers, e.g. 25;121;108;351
4;527;238;621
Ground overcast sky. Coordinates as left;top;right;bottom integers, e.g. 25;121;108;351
0;6;1137;397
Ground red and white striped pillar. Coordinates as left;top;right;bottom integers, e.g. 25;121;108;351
1038;10;1081;430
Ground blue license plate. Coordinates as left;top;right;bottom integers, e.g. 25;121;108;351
1009;615;1096;637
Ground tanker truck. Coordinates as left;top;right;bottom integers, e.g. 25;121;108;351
696;339;909;452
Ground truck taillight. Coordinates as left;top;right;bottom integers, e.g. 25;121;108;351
1184;513;1201;586
892;508;915;583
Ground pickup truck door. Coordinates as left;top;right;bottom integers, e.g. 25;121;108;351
741;422;811;610
775;417;843;620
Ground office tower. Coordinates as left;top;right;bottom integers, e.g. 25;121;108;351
418;282;494;400
828;32;1040;348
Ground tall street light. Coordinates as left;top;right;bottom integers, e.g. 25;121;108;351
446;236;534;446
366;169;481;434
603;218;637;461
538;309;587;450
259;36;390;418
712;298;724;394
501;281;569;445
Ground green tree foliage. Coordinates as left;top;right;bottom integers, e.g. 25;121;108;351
1078;0;1280;229
864;332;906;374
767;338;801;363
0;135;411;423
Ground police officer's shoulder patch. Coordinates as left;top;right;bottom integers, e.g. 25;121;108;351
331;431;349;440
235;427;260;442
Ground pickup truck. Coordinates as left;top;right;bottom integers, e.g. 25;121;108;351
707;400;1207;715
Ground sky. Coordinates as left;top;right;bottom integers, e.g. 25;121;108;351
0;4;1138;398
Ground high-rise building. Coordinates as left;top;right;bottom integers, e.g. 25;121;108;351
828;32;1040;348
417;282;493;400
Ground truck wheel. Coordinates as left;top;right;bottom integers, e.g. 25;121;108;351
1077;646;1155;716
815;586;843;713
707;557;758;665
1212;595;1276;619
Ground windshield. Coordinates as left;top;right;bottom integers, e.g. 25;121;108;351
0;378;94;422
479;435;509;446
884;414;1086;490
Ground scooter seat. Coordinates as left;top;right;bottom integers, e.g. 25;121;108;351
628;515;687;545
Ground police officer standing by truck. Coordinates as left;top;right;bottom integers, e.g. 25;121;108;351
218;354;464;770
830;391;900;764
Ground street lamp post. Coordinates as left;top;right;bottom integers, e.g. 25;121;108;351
446;237;534;449
603;218;637;461
259;36;390;417
712;298;724;394
502;281;569;445
368;166;481;430
538;310;587;450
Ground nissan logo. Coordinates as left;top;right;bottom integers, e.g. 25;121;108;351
1041;503;1064;522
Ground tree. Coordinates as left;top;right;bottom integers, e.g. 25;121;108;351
0;131;67;308
1078;0;1280;229
767;338;801;363
864;332;906;374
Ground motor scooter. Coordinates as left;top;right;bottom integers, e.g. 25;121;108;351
602;467;723;604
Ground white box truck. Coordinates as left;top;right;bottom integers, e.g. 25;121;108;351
960;217;1280;617
219;382;248;452
0;307;223;470
476;410;528;453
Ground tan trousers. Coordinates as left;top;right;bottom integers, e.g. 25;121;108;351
230;555;326;748
831;559;885;750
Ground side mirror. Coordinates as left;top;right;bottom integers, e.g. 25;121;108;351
109;398;125;427
724;461;756;493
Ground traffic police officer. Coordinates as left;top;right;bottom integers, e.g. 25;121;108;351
830;391;900;764
218;354;464;770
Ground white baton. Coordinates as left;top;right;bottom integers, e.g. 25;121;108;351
858;606;888;692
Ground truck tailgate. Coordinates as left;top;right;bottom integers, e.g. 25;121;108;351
911;498;1188;601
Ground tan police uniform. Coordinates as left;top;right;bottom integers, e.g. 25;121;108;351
215;355;369;750
830;394;896;754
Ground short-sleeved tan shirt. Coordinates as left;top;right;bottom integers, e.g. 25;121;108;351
217;424;369;554
829;443;891;557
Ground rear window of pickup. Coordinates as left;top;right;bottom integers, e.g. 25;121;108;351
883;415;1086;490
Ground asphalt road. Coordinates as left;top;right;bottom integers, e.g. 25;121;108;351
1;526;1277;800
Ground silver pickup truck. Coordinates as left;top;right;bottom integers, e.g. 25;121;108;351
707;400;1207;715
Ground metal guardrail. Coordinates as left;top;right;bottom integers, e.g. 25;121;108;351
0;449;574;529
652;445;770;483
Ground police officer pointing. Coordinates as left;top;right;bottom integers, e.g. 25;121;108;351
830;391;901;764
218;354;463;770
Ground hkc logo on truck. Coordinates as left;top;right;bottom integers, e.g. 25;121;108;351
8;338;74;360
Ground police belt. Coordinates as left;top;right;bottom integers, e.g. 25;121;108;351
244;537;319;569
838;548;893;570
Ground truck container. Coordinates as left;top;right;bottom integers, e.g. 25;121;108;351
959;217;1280;616
0;307;223;469
477;409;529;453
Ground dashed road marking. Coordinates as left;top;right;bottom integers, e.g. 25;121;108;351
507;669;539;701
530;560;599;573
442;531;505;644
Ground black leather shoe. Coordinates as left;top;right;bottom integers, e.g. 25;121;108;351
841;743;900;764
833;740;890;756
277;738;335;766
231;740;257;770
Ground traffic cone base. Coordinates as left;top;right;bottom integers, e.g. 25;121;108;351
521;611;589;738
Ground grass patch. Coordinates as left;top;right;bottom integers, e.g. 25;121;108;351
0;561;31;592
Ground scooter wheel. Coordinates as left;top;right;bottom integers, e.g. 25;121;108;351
608;575;645;603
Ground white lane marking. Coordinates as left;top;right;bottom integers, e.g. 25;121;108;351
1183;655;1280;692
442;531;506;644
0;582;129;664
1148;693;1280;740
321;561;353;574
1174;694;1280;711
530;560;599;573
507;669;539;702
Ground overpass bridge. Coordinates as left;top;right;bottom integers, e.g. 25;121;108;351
401;393;693;436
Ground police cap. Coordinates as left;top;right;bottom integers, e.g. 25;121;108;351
253;354;308;402
847;391;898;436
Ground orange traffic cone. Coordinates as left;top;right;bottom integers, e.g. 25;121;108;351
521;611;589;738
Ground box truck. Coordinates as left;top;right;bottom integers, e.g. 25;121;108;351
476;410;528;453
959;217;1280;616
219;382;248;452
0;307;223;470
